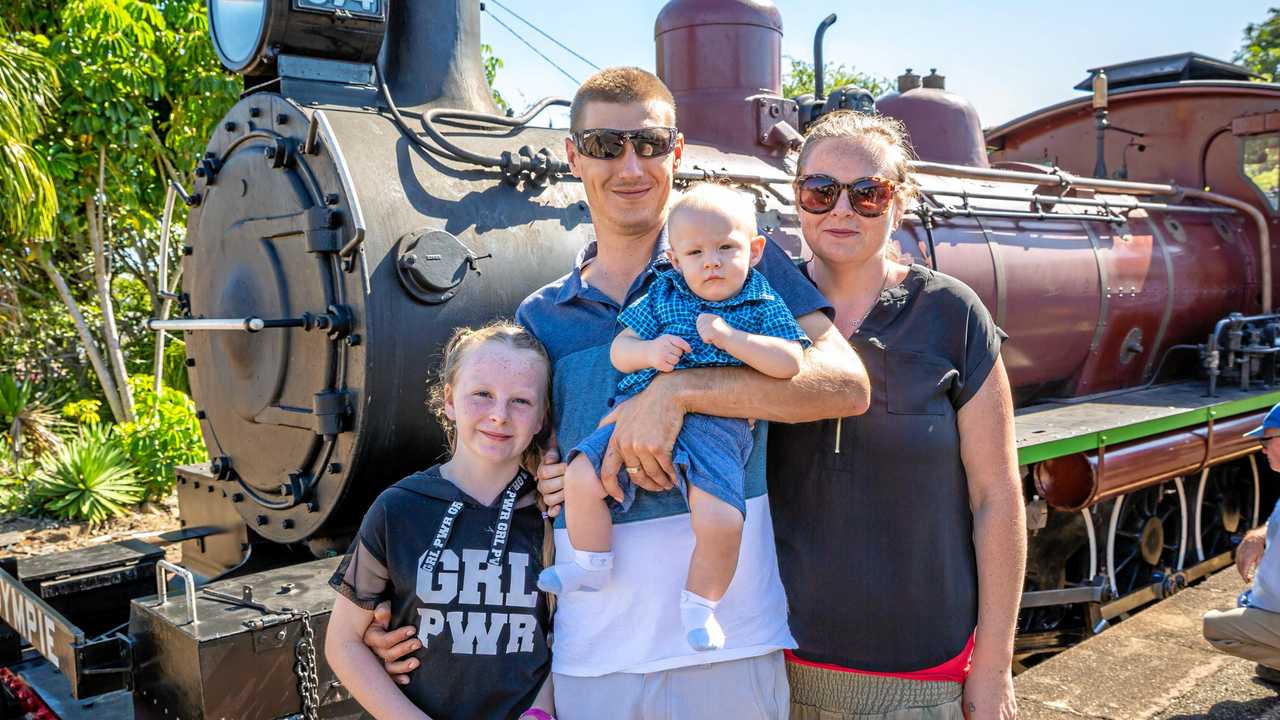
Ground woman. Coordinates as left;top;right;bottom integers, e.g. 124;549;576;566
767;110;1024;720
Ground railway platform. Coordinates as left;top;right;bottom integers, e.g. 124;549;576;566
1016;568;1280;719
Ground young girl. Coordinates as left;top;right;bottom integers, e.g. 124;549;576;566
327;322;556;720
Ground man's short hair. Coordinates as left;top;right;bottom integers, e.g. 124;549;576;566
570;67;677;133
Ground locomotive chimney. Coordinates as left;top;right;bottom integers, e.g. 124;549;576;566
379;0;498;112
655;0;798;160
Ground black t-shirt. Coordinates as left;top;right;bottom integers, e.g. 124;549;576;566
768;264;1006;672
330;465;551;720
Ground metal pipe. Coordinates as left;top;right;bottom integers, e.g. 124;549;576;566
813;14;837;100
1033;411;1266;510
1183;188;1272;312
146;317;309;332
916;186;1237;216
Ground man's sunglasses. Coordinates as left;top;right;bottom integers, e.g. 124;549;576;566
794;174;899;217
572;127;678;160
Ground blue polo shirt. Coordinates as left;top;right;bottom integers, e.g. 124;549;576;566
516;227;830;676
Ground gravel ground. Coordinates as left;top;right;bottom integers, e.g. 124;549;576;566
0;492;182;563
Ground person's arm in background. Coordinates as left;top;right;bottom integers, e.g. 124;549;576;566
1239;524;1269;582
957;356;1024;720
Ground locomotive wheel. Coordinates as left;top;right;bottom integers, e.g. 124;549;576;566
1106;479;1187;597
1194;456;1261;563
1019;508;1097;635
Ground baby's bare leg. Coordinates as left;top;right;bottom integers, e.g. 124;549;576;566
686;486;744;600
536;455;615;595
564;454;612;552
681;486;744;651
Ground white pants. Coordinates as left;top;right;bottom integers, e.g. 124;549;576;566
553;650;790;720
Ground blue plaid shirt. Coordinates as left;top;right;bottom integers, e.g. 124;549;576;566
615;264;810;398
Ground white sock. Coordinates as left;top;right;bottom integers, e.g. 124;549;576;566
536;550;613;594
680;590;725;651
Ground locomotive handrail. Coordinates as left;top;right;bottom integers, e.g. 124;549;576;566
155;560;198;626
309;110;367;261
917;185;1238;216
147;317;301;332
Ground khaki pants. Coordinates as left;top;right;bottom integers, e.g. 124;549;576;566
787;659;964;720
552;650;790;720
1204;606;1280;668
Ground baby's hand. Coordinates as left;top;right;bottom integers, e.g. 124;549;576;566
647;334;692;372
696;313;733;348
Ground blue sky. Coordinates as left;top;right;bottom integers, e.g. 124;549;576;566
479;0;1267;129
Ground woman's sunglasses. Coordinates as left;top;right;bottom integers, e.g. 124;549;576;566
794;174;899;217
572;127;678;160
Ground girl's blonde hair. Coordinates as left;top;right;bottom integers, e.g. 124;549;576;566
796;110;921;207
426;320;557;590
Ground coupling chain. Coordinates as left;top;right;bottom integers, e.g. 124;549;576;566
294;611;321;720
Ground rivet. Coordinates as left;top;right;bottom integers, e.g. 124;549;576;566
195;410;206;419
232;493;245;503
328;462;342;474
346;334;362;346
249;107;261;118
282;518;295;529
185;358;196;367
276;113;289;125
256;515;268;526
224;121;237;132
182;245;193;256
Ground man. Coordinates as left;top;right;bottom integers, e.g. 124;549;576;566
364;67;869;719
1204;402;1280;684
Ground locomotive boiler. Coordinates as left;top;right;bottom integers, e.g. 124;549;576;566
2;0;1280;717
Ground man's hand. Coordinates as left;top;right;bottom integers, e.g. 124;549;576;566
598;376;685;494
696;313;733;349
1238;525;1268;582
645;334;691;372
536;443;567;518
362;601;421;685
963;665;1017;720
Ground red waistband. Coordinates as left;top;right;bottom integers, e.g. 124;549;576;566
784;632;975;684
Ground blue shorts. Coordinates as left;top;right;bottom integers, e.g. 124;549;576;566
569;413;752;516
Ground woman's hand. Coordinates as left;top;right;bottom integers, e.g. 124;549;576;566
962;664;1017;720
537;444;567;518
361;601;422;684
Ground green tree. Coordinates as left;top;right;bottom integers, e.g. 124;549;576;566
782;56;891;100
482;43;508;112
1237;7;1280;82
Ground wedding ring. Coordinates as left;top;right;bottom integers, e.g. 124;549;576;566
625;466;641;474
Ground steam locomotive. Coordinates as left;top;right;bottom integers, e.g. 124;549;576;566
3;0;1279;717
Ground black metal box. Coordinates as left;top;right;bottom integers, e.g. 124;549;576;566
129;556;361;719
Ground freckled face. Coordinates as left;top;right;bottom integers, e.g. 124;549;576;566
667;208;763;302
444;342;547;465
798;139;905;268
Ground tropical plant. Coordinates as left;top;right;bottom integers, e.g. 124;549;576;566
62;398;103;425
0;373;65;461
31;425;143;524
782;57;891;100
0;436;35;512
114;375;204;499
1237;7;1280;82
1;0;240;425
0;22;59;242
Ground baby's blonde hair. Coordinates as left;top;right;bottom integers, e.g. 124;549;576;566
668;182;759;241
